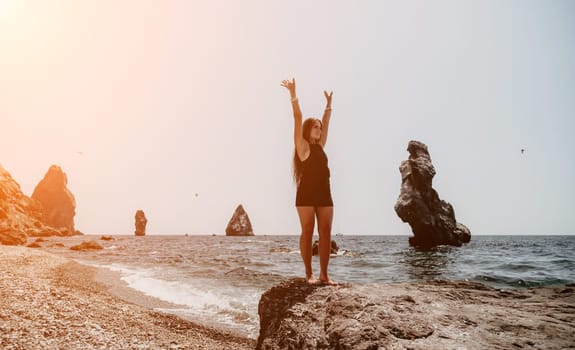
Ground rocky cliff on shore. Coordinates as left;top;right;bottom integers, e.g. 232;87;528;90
256;278;574;350
32;165;77;235
0;165;75;245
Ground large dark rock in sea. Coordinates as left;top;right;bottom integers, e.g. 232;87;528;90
226;204;254;236
256;278;575;350
31;165;77;235
134;210;147;236
394;141;471;248
0;165;61;245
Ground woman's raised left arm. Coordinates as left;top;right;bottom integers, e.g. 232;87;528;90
319;90;333;147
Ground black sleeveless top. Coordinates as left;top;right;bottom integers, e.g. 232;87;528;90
296;144;333;207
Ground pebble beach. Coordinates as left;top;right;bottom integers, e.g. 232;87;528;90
0;246;255;350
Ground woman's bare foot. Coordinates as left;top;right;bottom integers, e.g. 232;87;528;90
306;276;320;285
319;275;338;286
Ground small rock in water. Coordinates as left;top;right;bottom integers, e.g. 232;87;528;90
312;240;339;256
70;240;103;251
134;210;147;236
225;204;254;236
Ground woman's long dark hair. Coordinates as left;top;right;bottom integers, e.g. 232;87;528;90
293;118;322;185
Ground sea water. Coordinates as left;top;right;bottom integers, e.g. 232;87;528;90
40;234;575;339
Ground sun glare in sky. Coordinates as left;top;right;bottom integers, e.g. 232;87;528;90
1;1;574;235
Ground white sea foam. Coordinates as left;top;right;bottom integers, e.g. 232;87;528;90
104;264;227;309
92;263;259;338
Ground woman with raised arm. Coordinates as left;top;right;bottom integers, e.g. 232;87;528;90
281;78;337;286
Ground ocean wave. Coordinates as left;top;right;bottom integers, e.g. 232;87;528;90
98;263;262;337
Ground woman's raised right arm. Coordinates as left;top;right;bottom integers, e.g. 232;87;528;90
281;79;306;152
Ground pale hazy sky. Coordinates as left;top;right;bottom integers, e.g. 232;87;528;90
1;1;574;235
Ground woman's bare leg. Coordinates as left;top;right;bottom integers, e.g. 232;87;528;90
297;206;317;284
316;206;336;285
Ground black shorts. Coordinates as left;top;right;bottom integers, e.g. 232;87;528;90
295;181;333;207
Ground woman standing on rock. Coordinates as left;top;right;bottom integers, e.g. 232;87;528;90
281;78;337;286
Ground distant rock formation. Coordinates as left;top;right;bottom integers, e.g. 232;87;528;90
312;239;339;256
0;165;62;245
226;204;254;236
256;278;575;350
31;165;77;235
394;141;471;248
134;210;147;236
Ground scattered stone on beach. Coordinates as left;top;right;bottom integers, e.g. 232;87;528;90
226;204;254;236
48;242;66;248
134;210;148;236
100;235;114;241
256;278;575;350
32;165;78;235
0;165;63;245
394;140;471;248
70;240;104;251
312;239;339;256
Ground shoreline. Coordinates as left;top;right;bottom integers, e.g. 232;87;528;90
0;245;255;349
88;260;252;336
